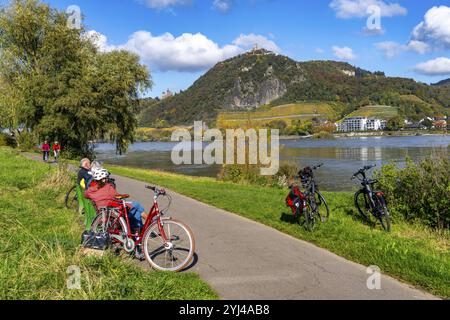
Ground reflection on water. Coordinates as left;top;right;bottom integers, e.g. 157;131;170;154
97;135;450;191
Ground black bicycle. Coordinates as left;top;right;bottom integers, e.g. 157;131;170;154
65;185;79;210
300;163;330;231
352;165;391;232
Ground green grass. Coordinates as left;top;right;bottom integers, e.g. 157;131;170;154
0;148;218;300
108;165;450;299
217;102;340;128
348;105;399;120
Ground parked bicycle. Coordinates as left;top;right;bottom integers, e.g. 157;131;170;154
352;165;391;232
91;185;195;272
286;163;330;231
65;185;79;210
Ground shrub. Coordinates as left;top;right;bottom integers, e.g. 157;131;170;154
16;131;38;152
218;163;299;188
0;133;16;147
375;155;450;230
313;131;335;139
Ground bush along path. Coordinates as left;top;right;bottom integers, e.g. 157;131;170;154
20;150;444;299
0;148;217;300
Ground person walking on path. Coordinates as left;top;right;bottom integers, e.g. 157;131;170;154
52;141;61;162
41;141;50;162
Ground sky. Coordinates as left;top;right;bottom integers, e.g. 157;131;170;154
45;0;450;97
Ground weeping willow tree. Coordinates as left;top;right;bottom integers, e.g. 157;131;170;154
0;0;152;156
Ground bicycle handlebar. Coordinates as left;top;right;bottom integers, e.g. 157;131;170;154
351;165;377;180
312;163;324;170
145;185;166;195
300;163;324;175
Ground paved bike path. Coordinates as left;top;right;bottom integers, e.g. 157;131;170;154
112;175;437;300
24;154;437;300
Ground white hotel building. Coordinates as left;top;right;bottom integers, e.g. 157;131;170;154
336;117;387;132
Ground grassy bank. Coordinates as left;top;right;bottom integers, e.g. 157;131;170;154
0;148;217;300
109;165;449;298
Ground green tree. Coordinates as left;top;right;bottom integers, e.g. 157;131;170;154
422;118;433;129
386;116;404;131
0;0;151;155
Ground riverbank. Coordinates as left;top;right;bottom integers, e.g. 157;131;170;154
108;164;449;298
134;127;448;143
0;147;217;300
280;131;448;140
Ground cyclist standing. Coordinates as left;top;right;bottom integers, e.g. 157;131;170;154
52;141;61;162
41;141;50;162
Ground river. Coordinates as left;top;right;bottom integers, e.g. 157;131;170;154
95;135;450;191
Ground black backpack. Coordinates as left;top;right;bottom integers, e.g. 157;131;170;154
81;231;111;251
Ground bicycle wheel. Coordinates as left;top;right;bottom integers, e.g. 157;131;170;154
91;213;129;247
375;197;391;232
355;190;375;224
303;202;317;232
315;191;330;223
65;186;78;210
143;218;195;272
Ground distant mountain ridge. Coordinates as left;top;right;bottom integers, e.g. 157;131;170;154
433;79;450;86
139;50;450;126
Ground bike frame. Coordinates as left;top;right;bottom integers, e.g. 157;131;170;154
302;165;321;211
355;171;382;211
108;192;169;247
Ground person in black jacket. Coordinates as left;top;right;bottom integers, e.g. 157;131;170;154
77;158;92;189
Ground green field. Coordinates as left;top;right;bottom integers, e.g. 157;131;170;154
0;148;217;300
109;165;449;298
217;102;343;128
348;105;399;119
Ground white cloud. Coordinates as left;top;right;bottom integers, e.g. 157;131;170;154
332;46;357;61
87;30;280;72
232;33;281;53
362;26;385;36
375;41;403;59
213;0;232;12
316;48;325;54
407;40;430;54
412;6;450;49
142;0;191;9
330;0;407;19
375;40;430;59
414;57;450;76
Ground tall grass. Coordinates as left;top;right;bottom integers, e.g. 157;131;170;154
0;148;217;300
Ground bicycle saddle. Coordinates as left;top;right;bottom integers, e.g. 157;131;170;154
114;194;130;200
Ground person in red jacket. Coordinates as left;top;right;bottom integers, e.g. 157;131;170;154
84;169;147;233
52;141;61;162
41;141;50;162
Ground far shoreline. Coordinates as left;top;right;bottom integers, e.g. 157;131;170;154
132;130;449;143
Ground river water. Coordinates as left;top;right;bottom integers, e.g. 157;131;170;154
96;135;450;191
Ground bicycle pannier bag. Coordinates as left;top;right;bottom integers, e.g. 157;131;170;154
81;231;111;250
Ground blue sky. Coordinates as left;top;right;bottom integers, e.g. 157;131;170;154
45;0;450;97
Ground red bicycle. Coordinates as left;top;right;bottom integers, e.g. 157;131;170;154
90;185;195;272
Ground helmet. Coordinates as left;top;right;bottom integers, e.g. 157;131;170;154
92;168;110;181
91;161;103;171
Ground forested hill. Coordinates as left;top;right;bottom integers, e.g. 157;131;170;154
139;49;450;127
433;79;450;86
